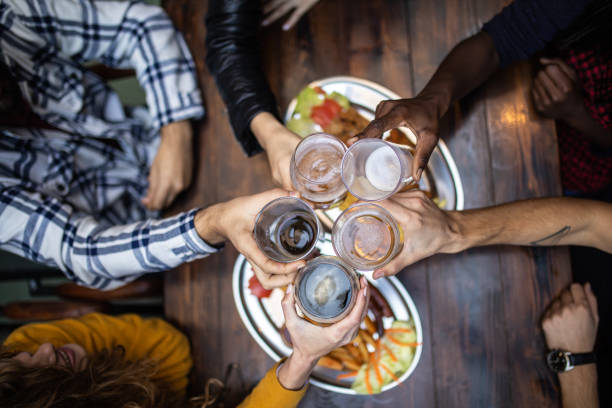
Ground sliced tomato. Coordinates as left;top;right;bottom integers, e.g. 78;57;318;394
310;98;343;127
248;275;273;298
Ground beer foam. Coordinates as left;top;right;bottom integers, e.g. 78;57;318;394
364;145;401;191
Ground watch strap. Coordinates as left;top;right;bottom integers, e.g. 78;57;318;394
569;352;596;367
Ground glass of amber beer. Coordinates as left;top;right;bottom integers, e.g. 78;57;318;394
331;203;403;270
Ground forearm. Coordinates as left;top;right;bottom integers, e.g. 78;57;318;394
563;104;612;148
277;352;317;390
416;31;500;119
559;366;599;408
448;197;612;253
205;0;280;156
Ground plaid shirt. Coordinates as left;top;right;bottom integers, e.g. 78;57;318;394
558;47;612;194
0;0;216;290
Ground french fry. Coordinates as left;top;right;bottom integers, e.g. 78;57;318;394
355;334;369;363
364;315;376;335
342;357;362;372
360;329;377;349
317;355;342;370
329;348;357;364
345;344;362;364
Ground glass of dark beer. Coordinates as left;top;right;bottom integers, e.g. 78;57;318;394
254;197;321;262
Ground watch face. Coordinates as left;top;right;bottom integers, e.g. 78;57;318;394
547;350;568;373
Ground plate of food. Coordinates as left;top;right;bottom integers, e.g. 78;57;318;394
284;76;464;224
232;234;423;395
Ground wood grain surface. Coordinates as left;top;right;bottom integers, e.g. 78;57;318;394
162;1;571;406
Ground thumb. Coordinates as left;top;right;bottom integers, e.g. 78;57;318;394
411;130;437;181
281;283;299;325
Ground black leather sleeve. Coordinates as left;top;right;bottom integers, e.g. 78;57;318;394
205;0;281;157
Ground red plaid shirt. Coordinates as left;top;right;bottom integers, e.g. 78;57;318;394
558;48;612;194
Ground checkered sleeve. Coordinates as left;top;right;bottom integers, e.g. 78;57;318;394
0;184;217;290
7;0;204;128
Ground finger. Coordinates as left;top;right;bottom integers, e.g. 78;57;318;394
537;70;563;101
373;255;407;279
550;299;562;314
412;130;437;182
245;236;305;275
533;78;552;106
353;111;401;141
540;58;577;81
569;283;586;304
282;7;305;30
263;0;286;15
250;261;297;289
585;282;599;323
545;64;573;94
560;288;573;305
531;86;544;111
374;100;395;119
281;282;299;325
150;180;172;210
262;2;294;26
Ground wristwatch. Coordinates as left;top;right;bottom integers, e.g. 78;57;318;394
546;349;596;373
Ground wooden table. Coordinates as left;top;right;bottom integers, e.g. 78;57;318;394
163;1;572;406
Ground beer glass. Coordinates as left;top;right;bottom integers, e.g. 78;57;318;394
341;138;414;201
290;133;348;209
254;197;321;262
294;256;359;325
332;203;403;270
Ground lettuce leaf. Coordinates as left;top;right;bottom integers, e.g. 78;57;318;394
286;116;319;137
294;86;325;118
329;91;350;109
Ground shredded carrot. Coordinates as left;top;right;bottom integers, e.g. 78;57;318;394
364;367;373;394
385;328;413;334
336;371;358;380
381;343;398;362
379;362;400;383
387;335;422;347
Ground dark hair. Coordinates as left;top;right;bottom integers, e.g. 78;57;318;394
0;346;183;408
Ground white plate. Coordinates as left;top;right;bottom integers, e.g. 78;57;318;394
232;234;423;394
284;76;464;216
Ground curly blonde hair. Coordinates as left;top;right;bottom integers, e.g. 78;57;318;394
0;345;182;408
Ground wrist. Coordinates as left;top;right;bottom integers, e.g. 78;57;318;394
442;211;471;254
250;112;285;150
278;351;317;390
194;204;226;246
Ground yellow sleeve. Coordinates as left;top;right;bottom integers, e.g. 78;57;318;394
3;313;192;393
237;361;307;408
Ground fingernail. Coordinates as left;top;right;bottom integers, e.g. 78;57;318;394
373;270;382;279
287;283;293;293
363;285;367;297
262;19;269;26
282;24;289;31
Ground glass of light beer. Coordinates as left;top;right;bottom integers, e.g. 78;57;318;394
254;197;321;262
331;203;403;270
290;133;348;209
341;138;415;201
294;256;360;325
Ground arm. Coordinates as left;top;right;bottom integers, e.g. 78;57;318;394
205;0;299;189
0;184;218;290
353;0;591;181
237;278;369;408
542;283;599;408
4;0;203;130
374;191;612;278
